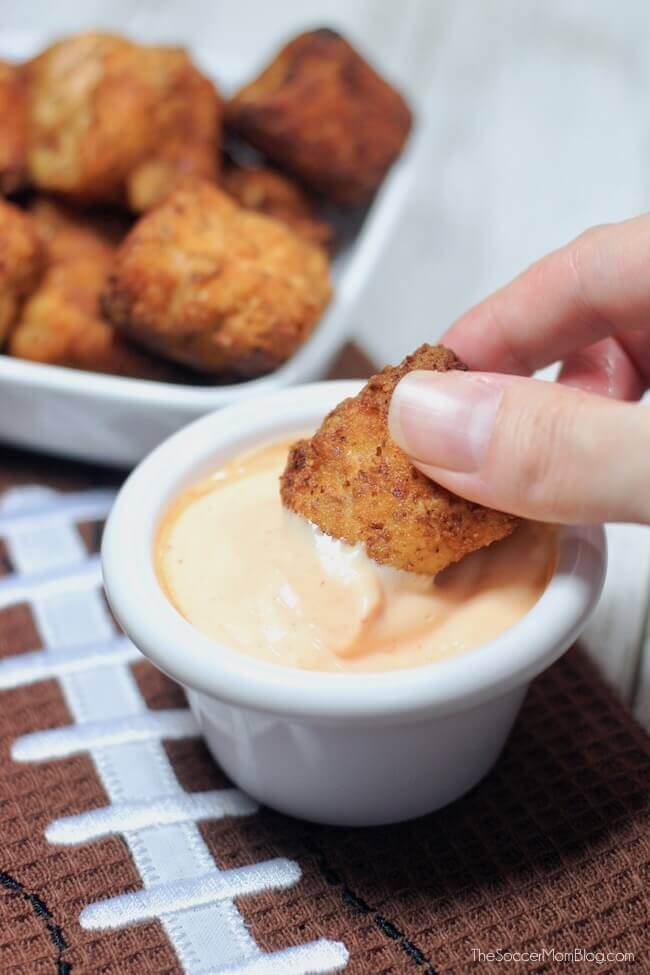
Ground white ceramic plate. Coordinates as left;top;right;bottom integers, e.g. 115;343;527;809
0;30;418;467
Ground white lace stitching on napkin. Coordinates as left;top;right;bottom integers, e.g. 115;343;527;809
0;485;348;975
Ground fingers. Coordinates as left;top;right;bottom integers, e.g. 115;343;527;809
442;213;650;374
388;369;650;524
618;328;650;384
558;337;645;401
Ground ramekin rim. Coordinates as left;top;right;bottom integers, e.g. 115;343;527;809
102;381;607;723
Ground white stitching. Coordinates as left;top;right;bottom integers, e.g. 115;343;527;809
0;486;348;974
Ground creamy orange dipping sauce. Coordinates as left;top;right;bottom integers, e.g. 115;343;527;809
156;439;557;673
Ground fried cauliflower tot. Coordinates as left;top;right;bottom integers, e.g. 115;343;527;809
225;28;412;205
9;200;180;380
101;181;332;377
26;32;221;209
0;199;44;347
0;62;29;194
28;197;130;260
126;51;222;211
281;345;518;575
222;163;334;249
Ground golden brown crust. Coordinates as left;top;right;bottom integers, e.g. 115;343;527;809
0;61;29;194
8;199;181;380
0;199;44;347
126;53;222;211
27;196;132;260
222;163;334;249
225;28;412;205
101;181;332;377
281;345;519;575
25;32;221;209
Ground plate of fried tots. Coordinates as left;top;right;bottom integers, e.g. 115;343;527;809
0;26;413;464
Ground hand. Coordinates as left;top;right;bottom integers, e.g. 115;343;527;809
388;215;650;524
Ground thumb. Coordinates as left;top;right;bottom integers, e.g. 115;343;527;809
388;369;650;524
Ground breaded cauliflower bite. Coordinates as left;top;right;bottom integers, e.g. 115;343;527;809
8;200;180;380
0;199;44;347
28;197;131;259
25;32;221;209
225;28;412;205
125;51;222;212
222;163;334;249
101;181;332;377
281;345;518;575
0;62;29;195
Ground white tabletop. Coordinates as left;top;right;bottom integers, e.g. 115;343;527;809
583;525;650;729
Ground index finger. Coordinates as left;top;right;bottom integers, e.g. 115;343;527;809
442;213;650;374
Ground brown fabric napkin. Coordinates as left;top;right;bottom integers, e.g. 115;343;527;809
0;345;648;975
0;622;648;974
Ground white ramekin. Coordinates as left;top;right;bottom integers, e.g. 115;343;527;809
102;382;606;826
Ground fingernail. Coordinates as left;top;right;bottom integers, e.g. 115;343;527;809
388;370;503;472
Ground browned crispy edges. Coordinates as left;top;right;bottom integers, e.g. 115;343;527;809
0;62;29;194
226;28;412;205
281;345;519;575
101;181;332;378
222;163;334;250
0;199;44;348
